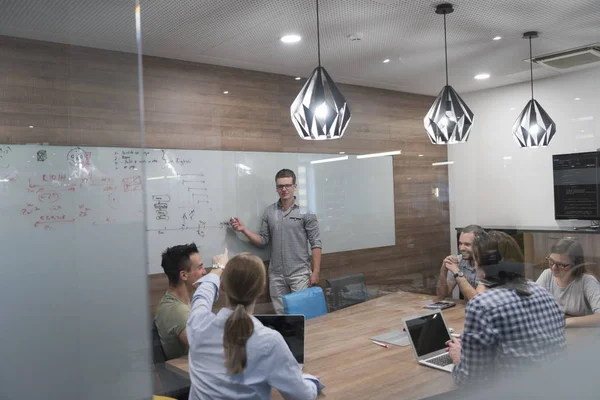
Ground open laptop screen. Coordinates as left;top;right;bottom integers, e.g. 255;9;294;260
254;315;305;364
405;312;450;357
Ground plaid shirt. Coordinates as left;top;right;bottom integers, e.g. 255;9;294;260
453;282;566;386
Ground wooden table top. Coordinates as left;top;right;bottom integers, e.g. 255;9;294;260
166;290;594;399
166;291;465;399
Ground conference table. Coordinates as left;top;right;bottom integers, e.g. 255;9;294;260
166;290;466;399
165;289;593;399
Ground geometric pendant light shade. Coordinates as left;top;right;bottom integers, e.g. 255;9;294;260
424;85;474;144
290;0;351;140
291;66;351;140
512;99;556;147
512;31;557;148
423;3;473;144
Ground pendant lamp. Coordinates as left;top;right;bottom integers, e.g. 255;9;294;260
512;31;556;147
290;0;351;140
424;3;474;144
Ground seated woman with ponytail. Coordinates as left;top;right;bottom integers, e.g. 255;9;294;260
187;249;321;400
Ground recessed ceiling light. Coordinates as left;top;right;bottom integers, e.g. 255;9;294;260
295;77;301;80
474;73;490;80
574;97;581;101
29;125;34;128
280;34;301;44
223;91;229;94
493;36;502;41
418;154;424;157
383;59;390;63
339;151;345;154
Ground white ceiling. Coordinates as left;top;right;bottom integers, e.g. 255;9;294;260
0;0;599;95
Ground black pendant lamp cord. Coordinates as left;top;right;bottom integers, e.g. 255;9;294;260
316;0;321;67
444;12;448;87
529;35;534;100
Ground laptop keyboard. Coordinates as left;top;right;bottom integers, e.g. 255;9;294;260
427;353;453;367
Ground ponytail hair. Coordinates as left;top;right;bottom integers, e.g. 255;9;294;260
221;253;266;374
224;304;254;374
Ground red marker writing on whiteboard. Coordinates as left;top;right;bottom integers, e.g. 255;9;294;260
371;340;389;348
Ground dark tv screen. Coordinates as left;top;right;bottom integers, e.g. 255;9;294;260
553;152;600;220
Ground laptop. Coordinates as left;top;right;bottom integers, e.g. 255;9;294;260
403;311;454;373
254;314;305;369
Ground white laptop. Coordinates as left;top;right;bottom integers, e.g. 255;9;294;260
254;314;305;369
403;311;454;373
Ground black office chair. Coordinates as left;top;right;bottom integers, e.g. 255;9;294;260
151;322;191;400
325;273;369;312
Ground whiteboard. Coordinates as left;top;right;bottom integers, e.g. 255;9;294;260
0;144;395;274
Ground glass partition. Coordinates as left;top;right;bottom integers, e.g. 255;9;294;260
0;1;153;399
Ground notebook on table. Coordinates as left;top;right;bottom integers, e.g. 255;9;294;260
369;330;411;346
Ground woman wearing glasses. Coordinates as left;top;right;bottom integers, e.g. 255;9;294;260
536;237;600;327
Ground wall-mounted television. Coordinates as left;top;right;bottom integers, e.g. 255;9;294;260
553;151;600;220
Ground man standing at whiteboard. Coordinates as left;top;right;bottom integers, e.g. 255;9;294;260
230;169;322;314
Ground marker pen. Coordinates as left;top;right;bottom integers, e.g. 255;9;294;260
371;340;389;348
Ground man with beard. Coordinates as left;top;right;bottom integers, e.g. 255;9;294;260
436;225;485;301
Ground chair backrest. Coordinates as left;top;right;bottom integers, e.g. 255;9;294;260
325;273;368;312
151;321;167;364
282;286;328;320
151;322;191;399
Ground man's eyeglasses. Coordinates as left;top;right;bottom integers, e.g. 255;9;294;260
546;256;571;269
276;184;294;191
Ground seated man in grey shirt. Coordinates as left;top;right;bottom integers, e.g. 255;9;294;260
437;225;485;301
536;237;600;328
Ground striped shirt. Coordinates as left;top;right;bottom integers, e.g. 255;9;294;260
453;282;566;386
259;200;321;276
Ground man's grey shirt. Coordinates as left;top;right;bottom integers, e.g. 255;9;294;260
446;254;479;289
259;201;322;276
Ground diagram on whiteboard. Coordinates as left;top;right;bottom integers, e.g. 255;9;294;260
0;144;395;274
9;146;144;231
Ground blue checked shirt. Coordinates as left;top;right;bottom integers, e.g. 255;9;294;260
453;282;566;386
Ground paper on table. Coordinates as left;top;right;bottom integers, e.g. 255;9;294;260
369;330;411;346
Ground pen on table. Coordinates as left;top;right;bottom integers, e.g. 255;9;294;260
371;340;389;348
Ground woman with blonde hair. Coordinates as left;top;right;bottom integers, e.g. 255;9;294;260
536;237;600;328
187;250;321;400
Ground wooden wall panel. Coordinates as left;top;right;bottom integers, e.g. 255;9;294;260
0;35;450;313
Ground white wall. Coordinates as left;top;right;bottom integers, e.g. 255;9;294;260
448;66;600;249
